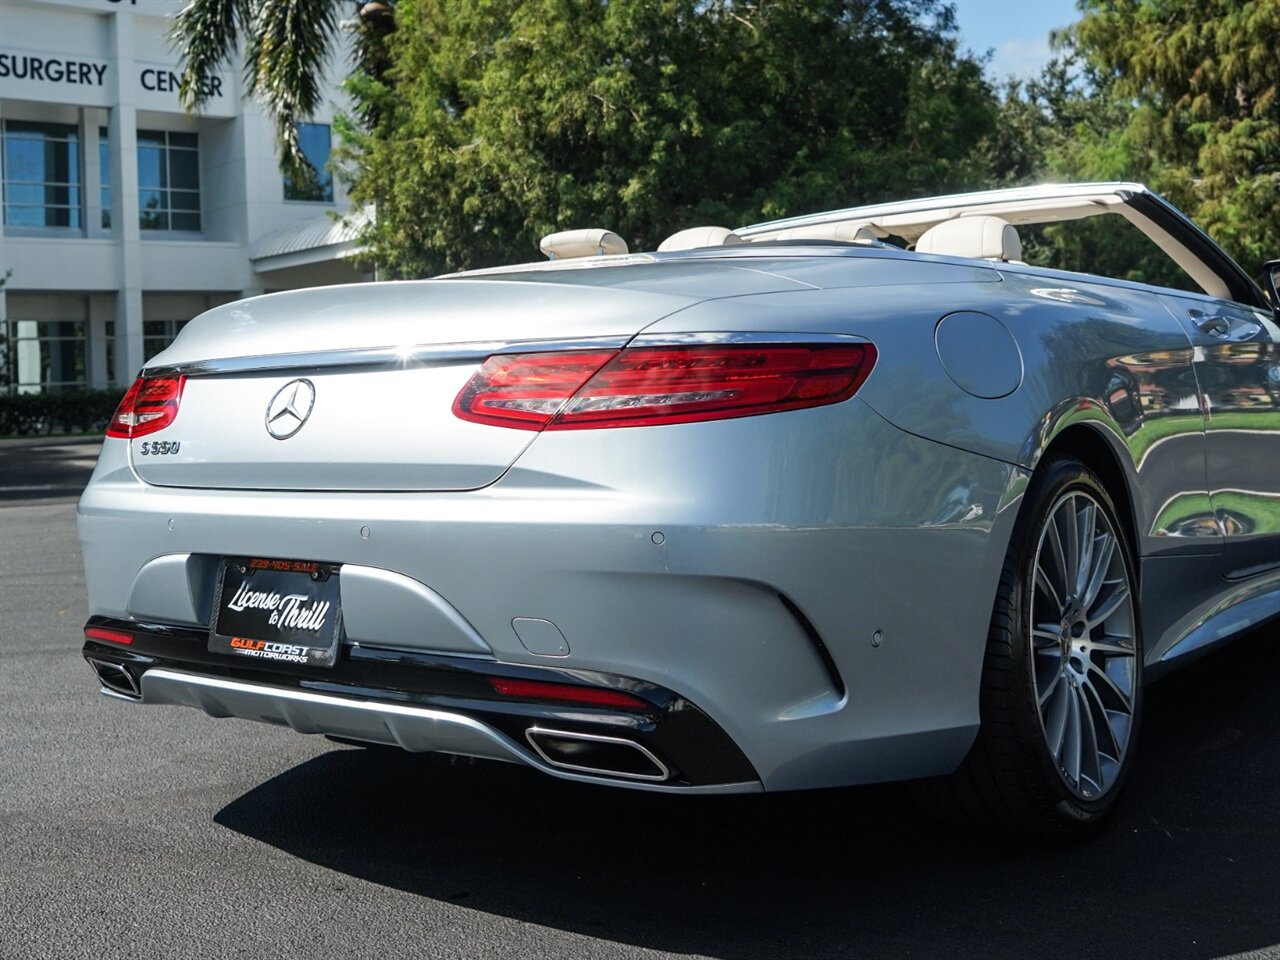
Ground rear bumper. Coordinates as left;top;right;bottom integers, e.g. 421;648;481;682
83;619;760;793
79;400;1023;790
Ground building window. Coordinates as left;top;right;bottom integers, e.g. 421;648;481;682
100;127;111;229
137;130;200;231
283;123;333;202
0;120;82;229
104;320;117;386
143;319;190;361
2;318;87;394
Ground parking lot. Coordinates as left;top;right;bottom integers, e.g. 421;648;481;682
1;439;1277;960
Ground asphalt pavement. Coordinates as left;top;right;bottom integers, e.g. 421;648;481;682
0;446;1278;959
0;436;103;503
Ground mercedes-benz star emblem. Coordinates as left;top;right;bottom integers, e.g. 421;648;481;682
265;379;316;440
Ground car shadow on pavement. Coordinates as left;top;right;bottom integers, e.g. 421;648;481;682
215;626;1280;960
0;438;102;502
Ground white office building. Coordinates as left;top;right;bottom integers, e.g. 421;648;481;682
0;0;371;395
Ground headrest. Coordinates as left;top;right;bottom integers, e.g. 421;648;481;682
768;223;879;244
657;226;745;252
914;215;1021;262
539;228;629;260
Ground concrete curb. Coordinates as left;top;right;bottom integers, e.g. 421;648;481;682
0;435;105;448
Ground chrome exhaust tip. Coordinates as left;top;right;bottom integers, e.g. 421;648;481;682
526;727;670;782
87;658;141;700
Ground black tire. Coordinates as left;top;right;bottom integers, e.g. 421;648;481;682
916;455;1143;837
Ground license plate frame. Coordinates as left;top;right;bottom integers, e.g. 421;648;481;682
208;557;343;668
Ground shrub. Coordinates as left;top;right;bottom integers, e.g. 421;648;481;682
0;389;125;437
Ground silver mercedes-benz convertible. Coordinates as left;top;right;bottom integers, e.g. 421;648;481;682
78;182;1280;835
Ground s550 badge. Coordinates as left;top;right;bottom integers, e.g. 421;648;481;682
138;441;181;455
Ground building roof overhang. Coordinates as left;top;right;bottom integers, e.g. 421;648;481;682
250;206;373;273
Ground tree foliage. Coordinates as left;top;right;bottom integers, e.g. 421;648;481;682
997;0;1279;277
345;0;997;277
978;59;1199;290
1081;0;1278;274
171;0;1278;284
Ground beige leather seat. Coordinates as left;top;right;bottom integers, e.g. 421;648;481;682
914;215;1022;262
657;226;745;252
539;228;629;260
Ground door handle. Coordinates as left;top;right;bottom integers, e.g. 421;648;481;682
1188;309;1263;341
1195;315;1231;337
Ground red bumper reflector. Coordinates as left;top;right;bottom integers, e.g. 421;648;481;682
85;626;135;646
487;677;649;710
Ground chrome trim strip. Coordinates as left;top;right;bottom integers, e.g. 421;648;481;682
1225;559;1280;583
526;727;671;782
143;336;634;378
629;331;872;348
144;332;872;377
136;668;760;794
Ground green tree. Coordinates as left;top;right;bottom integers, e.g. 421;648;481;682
1073;0;1279;274
984;54;1137;186
998;0;1279;277
345;0;997;277
980;57;1198;289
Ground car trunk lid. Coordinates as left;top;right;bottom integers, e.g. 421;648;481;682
130;278;703;491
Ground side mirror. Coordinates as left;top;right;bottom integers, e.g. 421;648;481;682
1261;259;1280;317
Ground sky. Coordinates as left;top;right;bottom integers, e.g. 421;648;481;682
950;0;1082;82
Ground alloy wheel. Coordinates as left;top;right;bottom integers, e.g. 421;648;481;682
1029;491;1138;801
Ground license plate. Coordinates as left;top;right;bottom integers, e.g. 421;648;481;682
208;557;343;668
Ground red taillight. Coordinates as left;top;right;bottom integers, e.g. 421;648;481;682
453;350;619;430
84;626;134;646
487;676;650;711
453;343;875;430
106;376;186;439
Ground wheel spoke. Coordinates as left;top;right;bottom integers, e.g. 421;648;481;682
1086;660;1133;714
1063;685;1083;784
1062;498;1081;596
1078;683;1104;791
1089;638;1135;657
1035;566;1063;615
1088;581;1130;627
1082;532;1115;609
1045;513;1069;605
1075;502;1096;596
1043;681;1069;758
1080;678;1122;761
1033;625;1061;645
1037;669;1063;708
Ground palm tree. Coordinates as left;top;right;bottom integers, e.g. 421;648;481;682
171;0;392;182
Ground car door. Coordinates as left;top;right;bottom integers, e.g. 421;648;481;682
1158;292;1280;577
